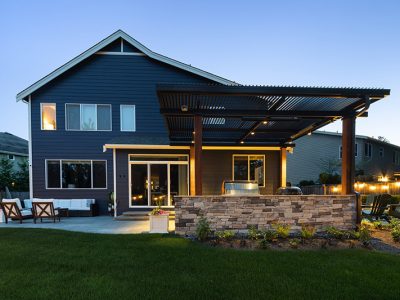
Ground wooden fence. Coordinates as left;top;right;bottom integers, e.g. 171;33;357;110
301;182;400;196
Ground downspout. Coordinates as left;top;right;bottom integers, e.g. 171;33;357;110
28;95;33;199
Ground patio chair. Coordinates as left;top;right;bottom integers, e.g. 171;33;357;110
362;194;393;221
388;204;400;219
0;198;33;224
32;199;60;223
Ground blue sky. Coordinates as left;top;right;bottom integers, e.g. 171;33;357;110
1;0;399;144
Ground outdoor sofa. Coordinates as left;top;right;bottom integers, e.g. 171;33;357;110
24;199;98;217
0;198;33;223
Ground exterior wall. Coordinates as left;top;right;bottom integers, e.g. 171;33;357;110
30;53;211;214
0;153;28;172
287;132;400;185
115;149;280;215
174;195;356;236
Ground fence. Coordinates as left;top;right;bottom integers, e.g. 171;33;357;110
0;191;30;200
301;182;400;196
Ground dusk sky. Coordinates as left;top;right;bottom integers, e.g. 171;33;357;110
1;0;399;144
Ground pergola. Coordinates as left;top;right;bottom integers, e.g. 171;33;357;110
157;84;390;196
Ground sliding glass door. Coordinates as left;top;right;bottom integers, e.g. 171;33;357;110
129;155;189;207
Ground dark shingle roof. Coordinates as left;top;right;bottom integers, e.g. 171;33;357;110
0;132;28;156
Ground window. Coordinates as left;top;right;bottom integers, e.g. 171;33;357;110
120;105;136;131
8;154;15;160
41;103;56;130
233;155;265;187
379;147;384;158
393;151;400;165
339;144;357;159
46;160;107;189
364;143;372;157
66;104;111;131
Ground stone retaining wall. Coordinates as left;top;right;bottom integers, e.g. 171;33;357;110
174;195;356;236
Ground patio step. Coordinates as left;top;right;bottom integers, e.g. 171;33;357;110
114;211;175;221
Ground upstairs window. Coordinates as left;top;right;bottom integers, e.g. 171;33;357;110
120;105;136;131
66;104;111;131
339;144;357;159
394;151;400;165
233;155;265;187
379;147;384;158
41;103;57;130
364;143;372;158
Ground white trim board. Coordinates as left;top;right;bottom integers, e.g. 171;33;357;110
17;30;236;101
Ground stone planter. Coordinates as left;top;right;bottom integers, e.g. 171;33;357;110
149;214;169;233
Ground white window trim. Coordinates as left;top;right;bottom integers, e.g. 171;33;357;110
128;154;189;208
365;142;372;158
65;103;112;131
120;105;136;132
40;103;57;130
232;154;266;187
45;159;108;190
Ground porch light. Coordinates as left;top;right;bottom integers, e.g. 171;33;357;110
251;132;255;135
358;183;365;188
307;132;312;136
262;121;268;125
382;185;389;190
181;105;188;112
240;141;244;144
332;187;339;192
396;182;400;187
369;185;377;191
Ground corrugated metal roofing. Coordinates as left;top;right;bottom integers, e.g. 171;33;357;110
157;84;390;146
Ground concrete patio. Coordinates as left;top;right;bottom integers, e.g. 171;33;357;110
0;216;175;234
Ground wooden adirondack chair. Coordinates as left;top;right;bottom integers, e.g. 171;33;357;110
32;200;60;223
362;194;393;221
0;199;33;224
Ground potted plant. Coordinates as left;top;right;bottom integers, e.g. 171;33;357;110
108;192;115;215
149;198;169;233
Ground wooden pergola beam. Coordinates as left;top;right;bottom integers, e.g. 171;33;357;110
341;116;356;195
190;115;203;195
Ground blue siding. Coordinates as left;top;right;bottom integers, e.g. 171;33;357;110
100;39;122;52
31;53;212;213
123;40;142;53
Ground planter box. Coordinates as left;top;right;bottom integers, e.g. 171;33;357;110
149;214;169;233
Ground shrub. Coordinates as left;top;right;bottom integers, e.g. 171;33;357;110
298;180;315;187
261;229;278;242
391;226;400;242
215;230;235;241
196;217;211;241
289;238;300;249
359;225;372;245
300;225;316;239
325;226;351;240
372;221;383;230
258;239;270;249
248;226;262;240
273;223;291;239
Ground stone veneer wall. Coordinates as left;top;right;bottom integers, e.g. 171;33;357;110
174;195;356;236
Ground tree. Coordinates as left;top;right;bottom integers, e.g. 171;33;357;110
318;172;341;184
377;136;390;143
15;159;29;191
0;158;15;191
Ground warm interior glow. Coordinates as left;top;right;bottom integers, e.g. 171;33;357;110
358;183;365;188
369;185;377;191
332;187;339;192
396;182;400;187
41;104;56;130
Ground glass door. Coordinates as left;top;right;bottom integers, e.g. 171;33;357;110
129;157;189;207
150;164;168;206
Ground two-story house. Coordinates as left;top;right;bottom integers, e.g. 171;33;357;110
17;30;390;215
287;131;400;185
0;132;28;171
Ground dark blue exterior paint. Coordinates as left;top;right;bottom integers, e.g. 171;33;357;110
31;52;212;213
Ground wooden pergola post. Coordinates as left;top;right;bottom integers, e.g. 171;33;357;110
341;116;356;195
190;115;203;195
280;147;287;187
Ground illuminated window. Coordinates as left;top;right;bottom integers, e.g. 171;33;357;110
233;155;265;187
41;103;56;130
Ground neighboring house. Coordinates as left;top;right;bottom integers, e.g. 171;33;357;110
287;131;400;185
16;30;389;215
0;132;28;171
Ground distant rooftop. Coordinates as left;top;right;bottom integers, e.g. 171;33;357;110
0;132;28;156
314;130;400;149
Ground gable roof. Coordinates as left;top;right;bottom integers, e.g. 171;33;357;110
16;30;236;102
0;132;28;156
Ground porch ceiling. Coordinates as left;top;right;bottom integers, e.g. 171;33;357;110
157;84;390;146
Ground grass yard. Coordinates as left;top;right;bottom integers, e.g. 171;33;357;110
1;229;400;300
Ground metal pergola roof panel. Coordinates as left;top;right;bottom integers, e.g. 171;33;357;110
157;84;390;147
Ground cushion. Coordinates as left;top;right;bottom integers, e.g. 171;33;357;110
32;198;54;203
2;198;22;210
24;199;33;209
56;200;71;209
20;209;33;217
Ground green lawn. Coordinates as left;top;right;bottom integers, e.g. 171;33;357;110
1;229;400;299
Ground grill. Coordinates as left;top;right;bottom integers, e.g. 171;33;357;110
223;180;260;195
